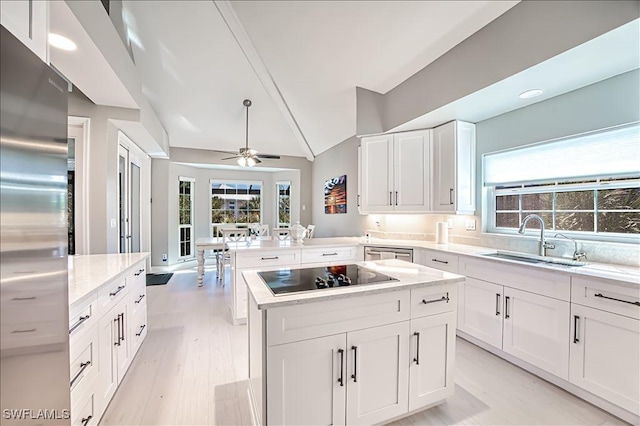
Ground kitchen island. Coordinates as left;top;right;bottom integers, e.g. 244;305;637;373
244;259;464;426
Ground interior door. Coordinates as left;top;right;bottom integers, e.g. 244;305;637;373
118;145;130;253
346;322;409;425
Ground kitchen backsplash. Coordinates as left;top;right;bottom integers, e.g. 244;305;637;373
366;214;640;268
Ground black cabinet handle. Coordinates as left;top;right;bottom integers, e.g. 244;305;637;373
322;253;338;256
260;256;279;260
357;194;360;207
495;294;501;316
431;258;449;265
109;285;125;297
422;293;449;304
69;315;90;334
135;294;145;304
136;324;146;337
573;315;580;343
134;268;145;276
505;296;510;319
119;313;125;342
81;415;92;426
338;349;344;387
413;332;420;365
114;317;121;346
395;191;398;205
449;188;454;205
594;293;640;306
70;361;91;388
351;346;358;383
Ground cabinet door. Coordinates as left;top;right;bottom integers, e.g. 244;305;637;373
96;310;119;416
267;334;346;426
360;135;394;213
569;304;640;415
503;287;570;379
346;322;409;425
116;304;131;383
0;0;48;62
457;277;503;349
394;130;430;211
409;311;456;411
432;122;456;212
454;122;476;214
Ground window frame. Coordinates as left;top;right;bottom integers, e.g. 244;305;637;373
276;180;291;228
178;176;195;260
210;179;264;237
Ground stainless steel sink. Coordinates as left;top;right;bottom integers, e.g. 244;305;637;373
481;251;587;267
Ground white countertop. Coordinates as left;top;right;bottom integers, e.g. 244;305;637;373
226;236;360;251
244;259;464;309
68;253;150;307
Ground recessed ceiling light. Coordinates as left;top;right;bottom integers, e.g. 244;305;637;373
48;33;77;51
519;89;543;99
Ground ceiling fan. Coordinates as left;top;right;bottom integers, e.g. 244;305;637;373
219;99;281;167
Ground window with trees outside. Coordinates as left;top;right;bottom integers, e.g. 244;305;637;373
178;177;195;259
211;180;262;237
276;181;291;228
484;123;640;241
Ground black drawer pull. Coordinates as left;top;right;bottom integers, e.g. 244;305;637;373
135;294;145;304
422;293;449;304
351;346;358;383
413;332;420;365
505;296;510;319
495;294;501;316
261;256;279;260
338;349;344;387
594;293;640;306
81;415;92;426
136;324;146;336
70;361;91;388
12;296;36;301
431;258;449;265
69;315;90;334
573;315;580;344
109;285;125;297
11;328;36;333
322;253;338;256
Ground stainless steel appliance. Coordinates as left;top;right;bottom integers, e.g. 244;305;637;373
364;246;413;262
1;26;71;422
259;264;398;295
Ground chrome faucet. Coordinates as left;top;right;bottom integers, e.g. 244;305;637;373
518;214;555;256
554;233;587;261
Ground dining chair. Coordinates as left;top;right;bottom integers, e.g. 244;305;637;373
217;228;248;283
272;228;291;240
307;224;316;239
251;223;270;237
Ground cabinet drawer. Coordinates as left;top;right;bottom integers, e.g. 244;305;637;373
71;389;97;426
1;319;67;352
572;276;639;320
130;285;147;318
300;246;357;264
235;250;299;269
267;290;410;346
421;250;459;273
130;306;148;358
1;289;63;326
97;277;129;312
460;256;570;301
411;283;457;319
70;326;98;405
69;293;98;344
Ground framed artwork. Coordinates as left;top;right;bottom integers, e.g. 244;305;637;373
324;175;347;214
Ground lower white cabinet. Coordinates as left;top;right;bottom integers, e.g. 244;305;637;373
346;322;410;425
409;311;456;411
97;298;131;409
458;277;503;349
569;303;640;415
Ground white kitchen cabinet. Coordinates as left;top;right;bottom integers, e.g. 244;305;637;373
570;302;640;416
360;130;430;213
346;322;410;425
502;287;570;380
267;334;346;426
409;311;456;411
418;249;459;273
457;277;503;349
432;121;476;214
0;0;48;62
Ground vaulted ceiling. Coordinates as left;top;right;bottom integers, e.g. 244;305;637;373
122;0;519;159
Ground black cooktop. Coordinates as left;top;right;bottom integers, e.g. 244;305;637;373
259;264;398;296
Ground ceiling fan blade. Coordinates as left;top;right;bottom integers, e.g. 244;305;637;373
253;158;262;164
221;155;241;160
255;154;281;159
217;150;241;156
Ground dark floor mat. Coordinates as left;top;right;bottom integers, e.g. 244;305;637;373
146;273;173;286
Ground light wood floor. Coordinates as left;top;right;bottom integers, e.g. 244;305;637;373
101;267;626;426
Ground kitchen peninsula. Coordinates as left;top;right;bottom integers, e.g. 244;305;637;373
243;258;464;425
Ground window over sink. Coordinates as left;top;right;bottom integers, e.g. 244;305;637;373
484;123;640;241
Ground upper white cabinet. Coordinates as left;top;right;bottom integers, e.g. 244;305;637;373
432;121;476;214
360;130;430;213
1;0;48;62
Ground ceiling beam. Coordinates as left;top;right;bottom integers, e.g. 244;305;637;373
214;0;315;161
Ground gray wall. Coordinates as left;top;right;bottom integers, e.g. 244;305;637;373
311;136;369;237
475;69;640;212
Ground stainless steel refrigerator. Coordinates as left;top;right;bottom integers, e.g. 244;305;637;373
1;26;71;424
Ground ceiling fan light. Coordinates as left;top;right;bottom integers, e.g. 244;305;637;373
246;157;256;167
237;157;247;167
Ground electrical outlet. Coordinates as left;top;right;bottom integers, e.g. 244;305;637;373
447;219;453;229
110;218;117;228
466;219;476;231
162;253;167;261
